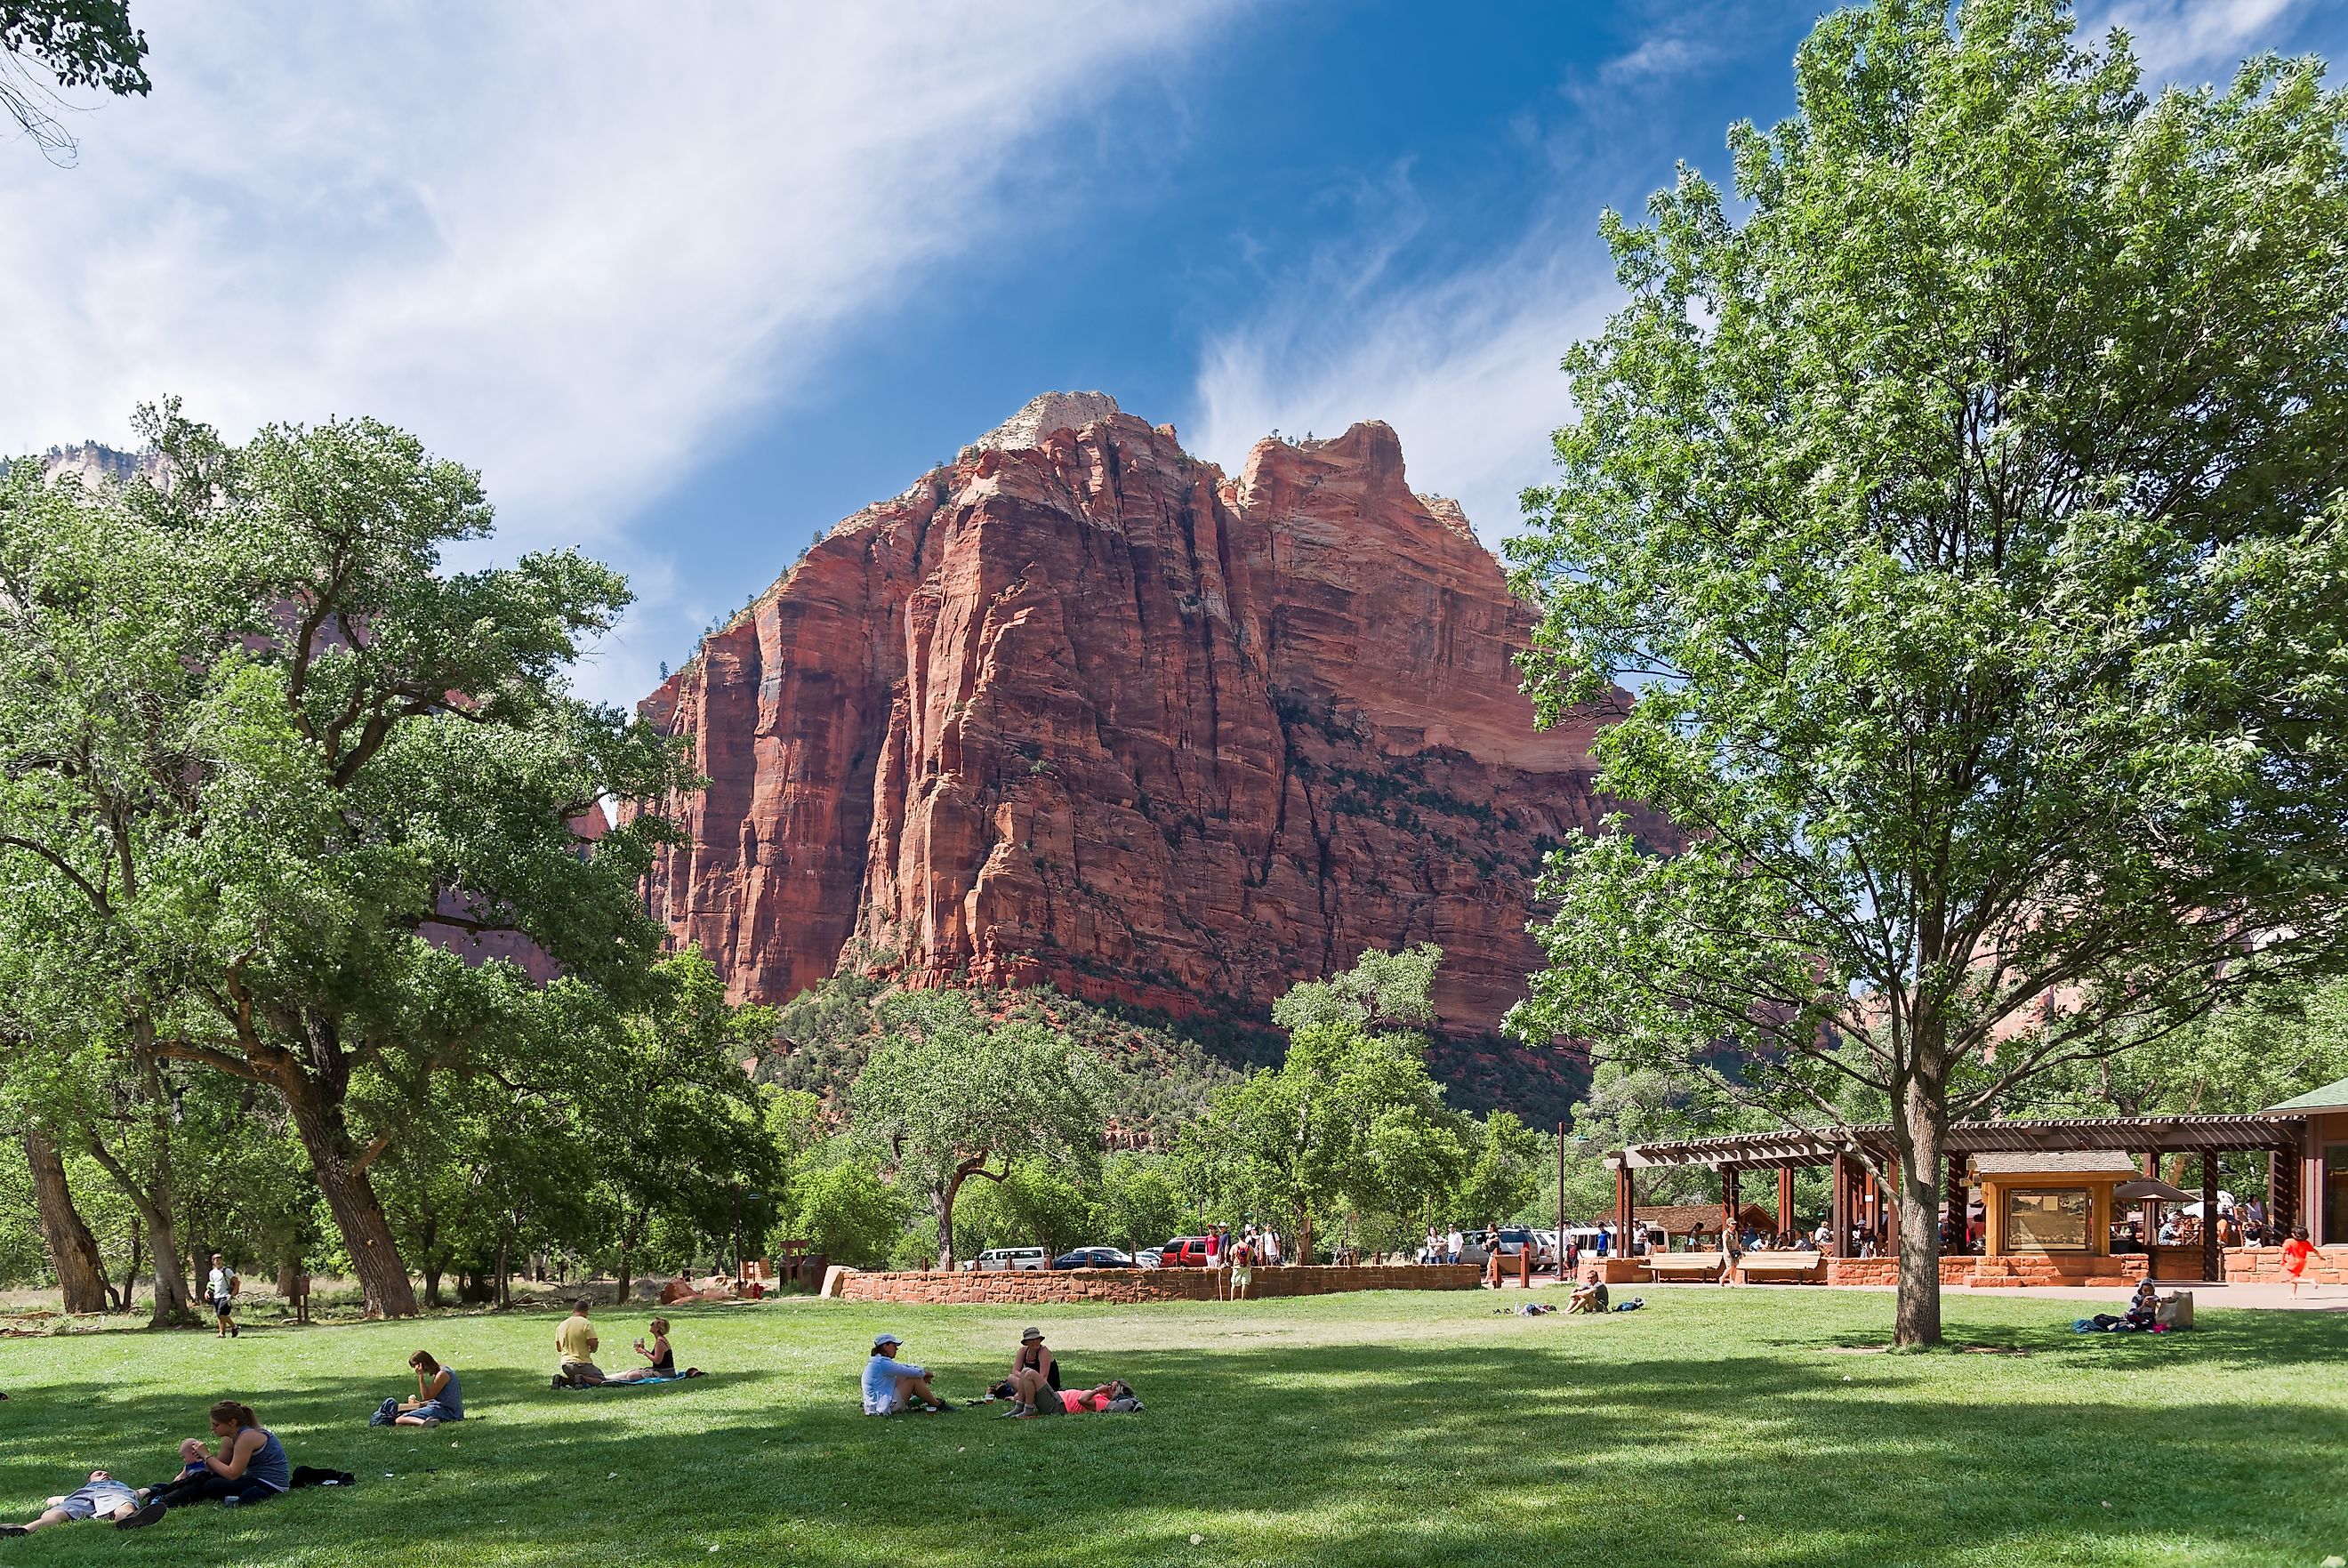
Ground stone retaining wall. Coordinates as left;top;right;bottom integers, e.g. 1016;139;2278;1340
1966;1252;2146;1289
2223;1245;2348;1286
829;1264;1482;1304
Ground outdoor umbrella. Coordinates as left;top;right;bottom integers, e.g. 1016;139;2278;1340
2113;1178;2195;1204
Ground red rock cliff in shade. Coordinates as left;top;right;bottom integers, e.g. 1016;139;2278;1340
630;396;1666;1035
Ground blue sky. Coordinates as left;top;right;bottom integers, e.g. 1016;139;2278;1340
5;0;2342;704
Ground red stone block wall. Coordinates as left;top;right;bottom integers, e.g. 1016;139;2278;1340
1966;1253;2146;1289
832;1264;1481;1305
2223;1245;2348;1286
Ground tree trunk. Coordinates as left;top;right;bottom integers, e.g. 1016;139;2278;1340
22;1129;111;1313
615;1203;637;1306
279;1071;418;1317
82;1130;195;1327
121;1221;141;1313
1892;1070;1947;1348
495;1234;511;1308
937;1168;969;1272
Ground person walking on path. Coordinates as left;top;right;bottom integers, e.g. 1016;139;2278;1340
205;1254;239;1339
1228;1234;1255;1301
1720;1224;1744;1286
2282;1228;2323;1297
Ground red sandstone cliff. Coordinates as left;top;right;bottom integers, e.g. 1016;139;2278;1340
630;394;1665;1036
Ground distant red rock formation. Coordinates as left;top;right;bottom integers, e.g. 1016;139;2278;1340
628;396;1669;1035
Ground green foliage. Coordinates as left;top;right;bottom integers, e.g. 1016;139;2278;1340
769;977;1236;1143
1505;0;2348;1341
849;991;1106;1266
0;1;148;92
0;403;695;1314
1178;947;1540;1250
784;1139;912;1269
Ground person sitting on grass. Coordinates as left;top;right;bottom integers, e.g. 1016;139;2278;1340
1006;1326;1059;1410
2123;1280;2161;1331
604;1317;687;1383
554;1298;606;1388
374;1350;463;1425
1565;1267;1610;1315
862;1332;945;1415
170;1401;292;1508
0;1468;165;1534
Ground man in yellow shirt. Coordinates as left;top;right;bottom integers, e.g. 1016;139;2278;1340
554;1298;605;1387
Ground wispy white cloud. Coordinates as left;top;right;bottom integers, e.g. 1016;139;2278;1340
0;0;1240;701
1190;196;1610;548
2088;0;2309;80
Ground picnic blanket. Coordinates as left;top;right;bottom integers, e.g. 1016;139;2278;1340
565;1370;705;1390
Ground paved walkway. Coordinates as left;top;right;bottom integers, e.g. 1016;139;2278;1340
1500;1275;2347;1309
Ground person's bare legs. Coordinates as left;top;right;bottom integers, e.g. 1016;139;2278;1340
2;1507;80;1534
893;1371;939;1410
1009;1366;1051;1411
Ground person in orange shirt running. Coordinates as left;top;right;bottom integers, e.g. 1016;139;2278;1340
2280;1227;2321;1297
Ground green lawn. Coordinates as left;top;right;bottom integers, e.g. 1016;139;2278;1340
0;1288;2340;1566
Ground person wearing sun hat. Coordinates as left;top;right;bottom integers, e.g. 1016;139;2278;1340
1000;1326;1062;1415
861;1332;945;1415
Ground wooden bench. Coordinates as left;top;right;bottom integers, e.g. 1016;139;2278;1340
1646;1251;1725;1281
1738;1251;1825;1283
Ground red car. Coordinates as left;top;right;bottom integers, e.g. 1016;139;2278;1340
1155;1236;1218;1266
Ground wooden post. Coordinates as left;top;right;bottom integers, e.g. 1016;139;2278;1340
1613;1160;1634;1261
2200;1158;2222;1284
1948;1153;1967;1252
2272;1145;2298;1237
1776;1166;1796;1238
1821;1159;1840;1258
1556;1122;1567;1276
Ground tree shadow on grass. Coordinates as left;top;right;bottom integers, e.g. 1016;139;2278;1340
0;1307;2337;1567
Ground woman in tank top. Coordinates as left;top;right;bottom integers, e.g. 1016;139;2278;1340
188;1401;290;1507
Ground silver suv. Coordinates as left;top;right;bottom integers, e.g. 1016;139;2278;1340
964;1246;1049;1273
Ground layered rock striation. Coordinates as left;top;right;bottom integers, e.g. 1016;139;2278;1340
631;395;1666;1036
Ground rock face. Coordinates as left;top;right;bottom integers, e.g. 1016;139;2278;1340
631;395;1666;1037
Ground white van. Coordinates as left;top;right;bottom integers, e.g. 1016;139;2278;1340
965;1247;1049;1273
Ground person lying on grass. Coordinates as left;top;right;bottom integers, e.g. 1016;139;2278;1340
862;1333;946;1415
374;1351;464;1425
1011;1379;1138;1417
0;1470;165;1533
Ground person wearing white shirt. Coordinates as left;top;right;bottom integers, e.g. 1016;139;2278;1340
205;1254;238;1339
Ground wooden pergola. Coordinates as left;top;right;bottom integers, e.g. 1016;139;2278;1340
1610;1114;2311;1283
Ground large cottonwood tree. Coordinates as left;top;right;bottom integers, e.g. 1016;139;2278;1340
1506;0;2348;1346
0;406;689;1316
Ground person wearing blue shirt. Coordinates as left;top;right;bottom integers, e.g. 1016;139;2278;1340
862;1333;943;1415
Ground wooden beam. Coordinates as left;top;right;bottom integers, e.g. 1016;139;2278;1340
2200;1158;2222;1284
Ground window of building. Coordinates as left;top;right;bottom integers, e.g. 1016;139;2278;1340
2006;1187;2091;1251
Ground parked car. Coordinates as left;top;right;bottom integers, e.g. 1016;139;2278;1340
1493;1226;1556;1266
1155;1236;1217;1266
1135;1248;1165;1269
964;1246;1049;1273
1051;1247;1138;1270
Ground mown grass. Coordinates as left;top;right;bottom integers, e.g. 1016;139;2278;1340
0;1288;2339;1566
